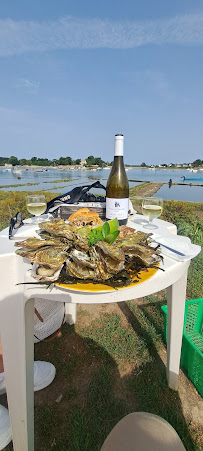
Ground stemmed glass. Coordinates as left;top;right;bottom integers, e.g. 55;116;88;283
142;197;163;229
26;194;47;223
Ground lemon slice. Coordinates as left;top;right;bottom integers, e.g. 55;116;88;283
92;217;119;234
108;217;119;233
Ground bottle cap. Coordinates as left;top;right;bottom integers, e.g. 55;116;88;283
114;134;124;156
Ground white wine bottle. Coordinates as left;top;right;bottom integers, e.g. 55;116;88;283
106;134;129;225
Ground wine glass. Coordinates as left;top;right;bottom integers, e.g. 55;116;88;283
26;194;47;223
142;197;163;230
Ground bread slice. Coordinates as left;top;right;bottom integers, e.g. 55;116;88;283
68;208;89;222
68;208;103;226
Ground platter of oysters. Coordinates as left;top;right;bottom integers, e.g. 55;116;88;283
15;208;163;291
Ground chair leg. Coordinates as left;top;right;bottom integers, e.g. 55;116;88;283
65;303;77;324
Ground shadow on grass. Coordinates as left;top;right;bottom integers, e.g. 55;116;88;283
118;301;197;450
137;293;168;337
4;301;198;451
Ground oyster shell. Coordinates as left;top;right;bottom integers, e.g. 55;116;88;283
95;241;125;261
115;231;162;267
94;241;125;274
39;218;76;241
31;262;63;281
73;225;92;251
14;237;66;250
69;249;96;268
118;225;136;238
116;231;152;248
66;260;96;280
15;248;40;262
15;216;163;287
89;247;113;280
35;248;68;269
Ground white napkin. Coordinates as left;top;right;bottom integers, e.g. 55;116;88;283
0;224;39;239
152;234;201;262
0;214;53;240
12;224;39;239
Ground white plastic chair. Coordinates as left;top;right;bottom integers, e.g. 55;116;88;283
101;412;186;451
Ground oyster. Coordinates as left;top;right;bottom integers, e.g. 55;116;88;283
95;241;125;261
94;241;125;274
39;218;76;241
122;243;162;267
67;242;119;281
69;249;95;268
15;248;41;262
115;231;162;267
89;246;113;280
36;230;52;240
39;218;64;230
66;260;96;280
127;251;161;267
35;248;68;269
31;262;63;281
116;231;152;248
15;216;163;287
14;237;65;250
73;225;92;251
118;225;136;238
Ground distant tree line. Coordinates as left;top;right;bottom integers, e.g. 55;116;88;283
0;155;202;168
0;155;106;167
0;156;82;167
0;155;109;167
85;156;106;167
192;159;203;167
130;159;203;168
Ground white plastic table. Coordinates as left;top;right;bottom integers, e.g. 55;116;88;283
0;215;192;450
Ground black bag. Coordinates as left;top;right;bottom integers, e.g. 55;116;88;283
46;181;106;219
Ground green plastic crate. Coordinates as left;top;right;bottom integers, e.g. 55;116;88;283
161;298;203;397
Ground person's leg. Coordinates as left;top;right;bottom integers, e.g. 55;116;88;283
0;336;56;393
0;405;12;450
0;338;5;395
0;338;4;374
0;337;55;450
0;338;12;451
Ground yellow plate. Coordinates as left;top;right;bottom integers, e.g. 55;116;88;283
55;266;158;292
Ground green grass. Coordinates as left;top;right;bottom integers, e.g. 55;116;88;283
2;191;203;451
44;179;72;184
32;300;202;451
0;190;60;230
0;182;39;188
78;312;152;365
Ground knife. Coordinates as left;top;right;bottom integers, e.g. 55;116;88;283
153;241;186;257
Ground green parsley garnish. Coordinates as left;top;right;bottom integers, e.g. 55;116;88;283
88;221;120;246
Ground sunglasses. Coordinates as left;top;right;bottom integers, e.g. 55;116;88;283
9;212;24;239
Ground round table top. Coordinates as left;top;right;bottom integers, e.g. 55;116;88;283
0;215;191;305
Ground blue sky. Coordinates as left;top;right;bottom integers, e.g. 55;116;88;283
0;0;203;165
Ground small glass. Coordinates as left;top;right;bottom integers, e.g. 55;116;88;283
142;197;163;230
26;194;47;223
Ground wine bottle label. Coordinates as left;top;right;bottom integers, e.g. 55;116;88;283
106;198;129;220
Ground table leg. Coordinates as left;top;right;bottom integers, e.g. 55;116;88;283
0;297;34;451
65;303;77;324
166;270;188;390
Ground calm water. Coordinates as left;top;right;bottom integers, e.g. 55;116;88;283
0;167;202;203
